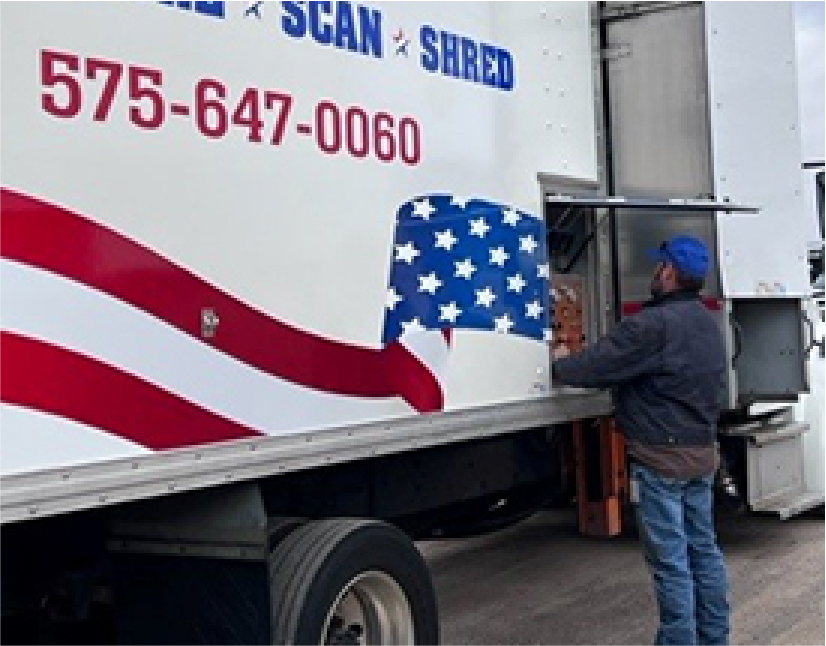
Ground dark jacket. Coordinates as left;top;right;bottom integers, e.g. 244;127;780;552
552;290;726;446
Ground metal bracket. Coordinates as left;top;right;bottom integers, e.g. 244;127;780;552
600;2;701;24
601;42;632;61
721;409;823;519
108;482;270;560
803;310;825;358
201;308;220;338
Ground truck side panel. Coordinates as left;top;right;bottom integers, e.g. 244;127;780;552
1;2;597;476
705;2;809;299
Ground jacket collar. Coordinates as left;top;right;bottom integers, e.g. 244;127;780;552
643;289;702;309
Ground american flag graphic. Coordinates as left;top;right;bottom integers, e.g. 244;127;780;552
383;195;551;345
1;189;553;467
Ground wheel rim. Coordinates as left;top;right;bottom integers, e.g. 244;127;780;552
321;570;414;645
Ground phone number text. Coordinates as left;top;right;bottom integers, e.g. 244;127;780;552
40;49;422;165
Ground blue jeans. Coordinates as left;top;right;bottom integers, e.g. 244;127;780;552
632;462;730;645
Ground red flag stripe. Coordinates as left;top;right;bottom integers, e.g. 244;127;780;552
0;332;262;449
0;188;443;413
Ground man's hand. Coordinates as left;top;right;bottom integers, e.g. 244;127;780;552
553;343;571;361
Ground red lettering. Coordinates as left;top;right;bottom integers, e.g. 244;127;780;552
41;50;81;119
86;57;123;122
128;65;164;129
264;91;293;145
195;79;228;138
316;101;342;154
232;88;264;143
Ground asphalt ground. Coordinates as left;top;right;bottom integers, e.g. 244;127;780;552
419;506;825;645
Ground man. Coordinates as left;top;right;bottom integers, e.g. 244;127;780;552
552;235;730;646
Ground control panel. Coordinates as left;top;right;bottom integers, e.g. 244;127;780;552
551;274;589;352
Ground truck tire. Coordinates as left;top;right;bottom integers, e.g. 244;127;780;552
269;518;439;645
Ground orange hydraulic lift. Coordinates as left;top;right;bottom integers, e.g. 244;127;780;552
572;418;628;537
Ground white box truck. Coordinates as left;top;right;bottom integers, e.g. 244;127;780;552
1;2;822;643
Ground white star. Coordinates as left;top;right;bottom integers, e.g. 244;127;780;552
401;317;426;336
507;273;527;293
503;208;521;226
386;287;403;310
412;198;436;220
543;328;554;342
469;217;491;238
439;301;463;323
537;263;551;279
451;195;472;209
494;313;514;334
526;300;544;319
395;242;420;264
520;235;538;254
418;272;443;295
475;287;496;308
435;229;458;251
489;246;510;267
455;258;476;280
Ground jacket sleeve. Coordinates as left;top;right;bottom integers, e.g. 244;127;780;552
552;309;664;388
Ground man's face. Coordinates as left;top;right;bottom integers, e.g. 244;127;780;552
650;262;671;298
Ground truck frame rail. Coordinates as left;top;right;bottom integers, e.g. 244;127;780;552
1;391;611;524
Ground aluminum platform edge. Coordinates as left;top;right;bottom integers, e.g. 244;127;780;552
1;390;612;524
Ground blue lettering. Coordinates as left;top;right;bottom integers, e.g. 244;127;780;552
279;1;383;59
158;1;225;18
461;37;479;82
440;32;460;77
497;48;514;90
480;43;496;87
420;25;438;72
310;1;333;45
194;1;224;17
419;26;514;91
335;2;358;51
281;1;307;37
357;5;382;57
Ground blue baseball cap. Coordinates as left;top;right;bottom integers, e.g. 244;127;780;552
649;235;710;279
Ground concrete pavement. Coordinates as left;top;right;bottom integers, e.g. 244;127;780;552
420;507;824;644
